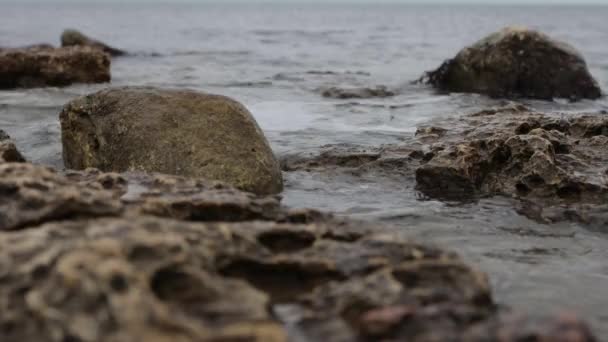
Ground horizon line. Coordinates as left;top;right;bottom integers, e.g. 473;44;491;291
2;0;608;5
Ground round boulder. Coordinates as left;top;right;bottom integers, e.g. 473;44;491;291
60;87;283;195
421;26;602;100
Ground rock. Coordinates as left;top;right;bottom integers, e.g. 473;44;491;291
282;104;608;224
415;106;608;223
0;163;122;231
0;215;494;342
321;86;395;99
0;141;26;163
60;87;283;195
0;131;25;163
0;43;55;52
420;27;602;100
63;168;294;223
0;45;110;89
61;29;126;56
0;160;598;341
465;312;598;342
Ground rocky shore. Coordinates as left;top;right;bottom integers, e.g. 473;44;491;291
0;156;597;341
0;24;604;341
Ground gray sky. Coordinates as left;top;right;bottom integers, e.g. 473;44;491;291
2;0;608;3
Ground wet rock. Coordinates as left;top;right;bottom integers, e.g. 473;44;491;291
61;29;126;56
0;214;500;342
281;147;383;172
0;160;598;340
0;43;55;52
0;45;110;89
0;141;26;163
420;27;602;100
415;106;608;223
60;87;283;195
0;163;122;231
63;168;290;223
282;105;608;225
321;86;395;99
0;131;25;163
0;217;288;342
465;312;598;342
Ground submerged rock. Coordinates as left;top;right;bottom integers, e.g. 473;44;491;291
0;45;110;89
60;87;283;195
421;27;602;100
321;85;395;99
61;28;126;56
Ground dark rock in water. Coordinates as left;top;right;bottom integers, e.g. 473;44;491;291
415;105;608;223
282;103;608;225
0;130;10;141
321;85;395;99
61;28;126;56
0;45;110;89
420;27;602;100
0;160;597;341
281;147;383;172
0;130;26;163
60;87;283;195
0;141;26;163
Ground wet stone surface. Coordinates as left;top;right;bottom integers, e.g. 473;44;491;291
282;104;608;226
0;154;597;341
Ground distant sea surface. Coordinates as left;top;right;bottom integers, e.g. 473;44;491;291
1;2;608;338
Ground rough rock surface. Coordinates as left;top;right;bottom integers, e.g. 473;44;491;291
0;131;25;163
0;45;110;89
60;87;283;195
420;27;602;100
0;160;597;341
282;104;608;224
415;105;608;219
61;29;126;56
321;86;395;99
0;163;122;231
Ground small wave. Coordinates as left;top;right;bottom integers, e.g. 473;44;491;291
165;50;253;57
252;29;353;37
306;70;370;76
211;81;273;88
335;102;414;110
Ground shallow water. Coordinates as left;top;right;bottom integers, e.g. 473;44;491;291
1;2;608;337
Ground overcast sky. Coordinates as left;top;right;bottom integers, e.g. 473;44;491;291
1;0;608;3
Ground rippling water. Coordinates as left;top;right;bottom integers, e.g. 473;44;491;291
1;2;608;337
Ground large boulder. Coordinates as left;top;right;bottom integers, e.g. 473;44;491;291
421;27;602;100
0;45;110;89
61;29;126;56
60;87;284;195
